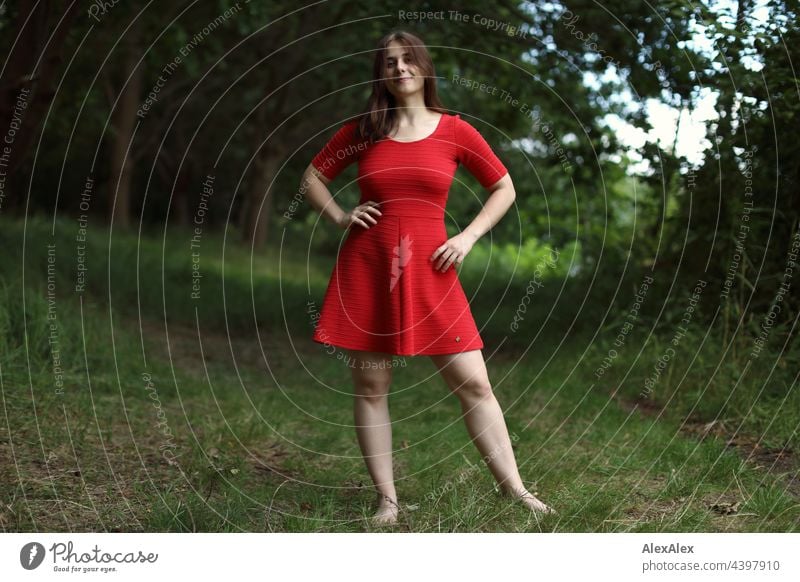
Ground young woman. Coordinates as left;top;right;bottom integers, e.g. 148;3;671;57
302;30;555;525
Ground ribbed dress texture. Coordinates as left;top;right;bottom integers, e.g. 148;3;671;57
310;112;508;356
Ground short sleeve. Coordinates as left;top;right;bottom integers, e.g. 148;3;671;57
311;120;363;181
454;114;508;188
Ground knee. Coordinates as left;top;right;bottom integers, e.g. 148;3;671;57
452;377;493;403
354;379;391;400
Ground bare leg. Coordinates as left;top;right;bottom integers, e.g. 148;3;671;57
349;349;399;524
429;349;554;514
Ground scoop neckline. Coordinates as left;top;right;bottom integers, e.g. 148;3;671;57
385;112;446;143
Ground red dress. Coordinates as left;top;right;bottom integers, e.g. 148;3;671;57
310;112;508;356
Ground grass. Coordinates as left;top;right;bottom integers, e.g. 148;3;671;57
1;215;798;532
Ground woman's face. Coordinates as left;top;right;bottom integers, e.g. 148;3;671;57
383;40;424;98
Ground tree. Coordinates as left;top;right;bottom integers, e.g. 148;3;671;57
0;0;79;211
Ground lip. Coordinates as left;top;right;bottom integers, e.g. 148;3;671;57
395;77;413;83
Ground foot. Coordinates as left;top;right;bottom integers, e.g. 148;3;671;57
503;487;556;515
371;493;400;525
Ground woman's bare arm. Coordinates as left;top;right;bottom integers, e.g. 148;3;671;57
300;164;380;230
300;163;348;229
462;173;517;243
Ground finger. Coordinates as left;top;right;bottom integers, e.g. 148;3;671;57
359;211;378;225
435;249;453;270
436;249;452;269
355;217;370;228
441;255;456;272
362;207;381;218
445;252;461;271
430;245;445;262
448;254;462;271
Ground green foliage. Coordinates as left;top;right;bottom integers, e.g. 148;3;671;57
465;237;578;283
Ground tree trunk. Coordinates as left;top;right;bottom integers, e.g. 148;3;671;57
242;149;282;248
107;30;143;229
0;0;78;210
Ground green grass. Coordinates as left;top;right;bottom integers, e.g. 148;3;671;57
1;215;798;532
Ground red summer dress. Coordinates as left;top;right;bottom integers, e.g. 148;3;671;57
310;112;508;356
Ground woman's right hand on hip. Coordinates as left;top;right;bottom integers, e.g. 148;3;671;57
337;200;382;230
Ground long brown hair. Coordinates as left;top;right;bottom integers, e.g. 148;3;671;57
355;30;448;144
